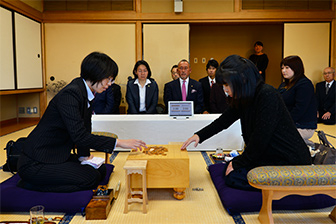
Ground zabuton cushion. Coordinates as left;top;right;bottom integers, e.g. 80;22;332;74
0;164;114;213
208;162;336;215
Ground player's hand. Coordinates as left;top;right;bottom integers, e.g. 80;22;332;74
116;139;147;151
181;134;200;150
322;112;331;120
225;162;234;176
78;154;94;162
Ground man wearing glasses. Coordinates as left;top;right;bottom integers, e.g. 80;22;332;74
316;67;336;125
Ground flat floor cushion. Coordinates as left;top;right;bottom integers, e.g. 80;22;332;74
208;162;336;215
0;164;114;213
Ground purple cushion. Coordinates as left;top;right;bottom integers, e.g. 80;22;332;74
0;164;114;213
208;163;336;215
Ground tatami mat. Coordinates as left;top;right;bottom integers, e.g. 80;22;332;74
68;151;235;224
1;124;335;224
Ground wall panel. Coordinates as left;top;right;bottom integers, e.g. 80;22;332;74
284;22;330;85
44;23;136;104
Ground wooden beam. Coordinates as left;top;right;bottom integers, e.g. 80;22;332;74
42;10;335;23
136;21;142;61
0;0;42;21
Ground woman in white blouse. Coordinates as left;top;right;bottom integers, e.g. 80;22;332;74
126;60;159;114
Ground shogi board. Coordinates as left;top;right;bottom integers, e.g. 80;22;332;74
126;144;189;189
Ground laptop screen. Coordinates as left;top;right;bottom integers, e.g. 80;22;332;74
168;101;194;117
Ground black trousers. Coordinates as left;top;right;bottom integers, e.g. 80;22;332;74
17;154;106;192
223;163;259;192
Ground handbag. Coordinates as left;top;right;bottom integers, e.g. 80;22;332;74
2;137;26;173
313;131;336;165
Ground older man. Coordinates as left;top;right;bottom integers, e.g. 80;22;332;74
315;67;336;125
164;59;204;114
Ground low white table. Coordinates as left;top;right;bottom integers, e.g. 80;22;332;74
92;114;243;151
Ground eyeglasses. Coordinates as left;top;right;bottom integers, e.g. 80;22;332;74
106;77;114;84
323;72;334;75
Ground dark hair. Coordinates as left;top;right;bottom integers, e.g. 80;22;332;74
206;59;219;70
133;60;152;79
171;65;178;73
254;41;263;47
216;55;261;108
280;55;305;88
80;52;118;85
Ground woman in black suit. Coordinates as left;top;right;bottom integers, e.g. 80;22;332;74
126;60;158;114
278;55;317;145
17;52;147;192
182;55;311;191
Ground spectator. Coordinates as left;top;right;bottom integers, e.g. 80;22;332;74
249;41;269;81
315;67;336;125
171;65;179;80
278;55;317;145
126;60;158;114
209;83;229;113
164;59;204;114
199;59;219;113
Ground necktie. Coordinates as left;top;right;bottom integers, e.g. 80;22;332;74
182;80;187;101
211;80;214;88
326;83;330;95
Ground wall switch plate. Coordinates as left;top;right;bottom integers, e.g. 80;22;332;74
33;107;38;114
19;107;25;114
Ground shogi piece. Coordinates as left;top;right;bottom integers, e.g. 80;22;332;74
124;160;148;214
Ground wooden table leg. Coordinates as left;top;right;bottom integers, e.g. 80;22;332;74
124;170;130;214
329;206;336;223
173;188;186;200
258;190;274;224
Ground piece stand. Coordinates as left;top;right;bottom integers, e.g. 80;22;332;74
123;160;148;214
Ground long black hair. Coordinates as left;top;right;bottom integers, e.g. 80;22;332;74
216;55;262;109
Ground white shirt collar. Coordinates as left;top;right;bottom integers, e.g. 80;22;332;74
327;80;334;86
82;79;95;107
179;77;189;85
208;76;216;84
134;78;151;86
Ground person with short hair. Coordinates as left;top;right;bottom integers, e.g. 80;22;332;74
126;60;159;114
182;55;311;191
315;67;336;125
278;55;317;145
249;41;269;81
164;59;204;114
171;65;179;80
199;59;219;113
17;52;147;192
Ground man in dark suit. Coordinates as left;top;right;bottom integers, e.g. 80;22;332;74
199;59;219;113
110;83;122;114
17;52;146;192
164;59;204;114
92;83;121;114
316;67;336;125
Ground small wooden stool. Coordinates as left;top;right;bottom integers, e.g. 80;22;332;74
123;160;148;214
